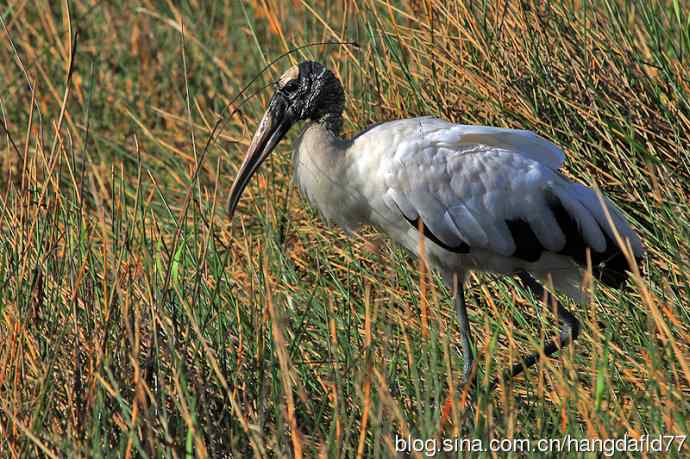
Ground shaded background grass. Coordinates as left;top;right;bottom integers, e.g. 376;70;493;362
1;0;689;457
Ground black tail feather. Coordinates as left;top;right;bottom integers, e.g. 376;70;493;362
506;199;642;289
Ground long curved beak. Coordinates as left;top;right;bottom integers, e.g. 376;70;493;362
226;94;293;219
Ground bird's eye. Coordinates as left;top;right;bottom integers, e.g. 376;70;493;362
282;79;299;93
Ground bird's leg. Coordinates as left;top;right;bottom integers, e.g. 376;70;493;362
494;272;581;386
450;273;475;385
440;272;476;427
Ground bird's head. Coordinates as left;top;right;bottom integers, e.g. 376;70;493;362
226;61;344;218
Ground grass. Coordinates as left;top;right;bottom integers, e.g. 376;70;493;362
0;0;688;457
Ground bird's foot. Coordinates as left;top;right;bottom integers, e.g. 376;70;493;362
439;380;475;432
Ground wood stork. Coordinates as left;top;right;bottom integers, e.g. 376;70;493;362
226;61;645;387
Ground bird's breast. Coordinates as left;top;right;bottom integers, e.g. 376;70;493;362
292;124;375;232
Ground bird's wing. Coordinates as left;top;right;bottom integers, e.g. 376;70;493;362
374;117;566;170
381;118;644;265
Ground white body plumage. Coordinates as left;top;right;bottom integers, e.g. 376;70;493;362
293;116;644;302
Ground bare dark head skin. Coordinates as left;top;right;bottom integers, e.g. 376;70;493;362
226;61;344;218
